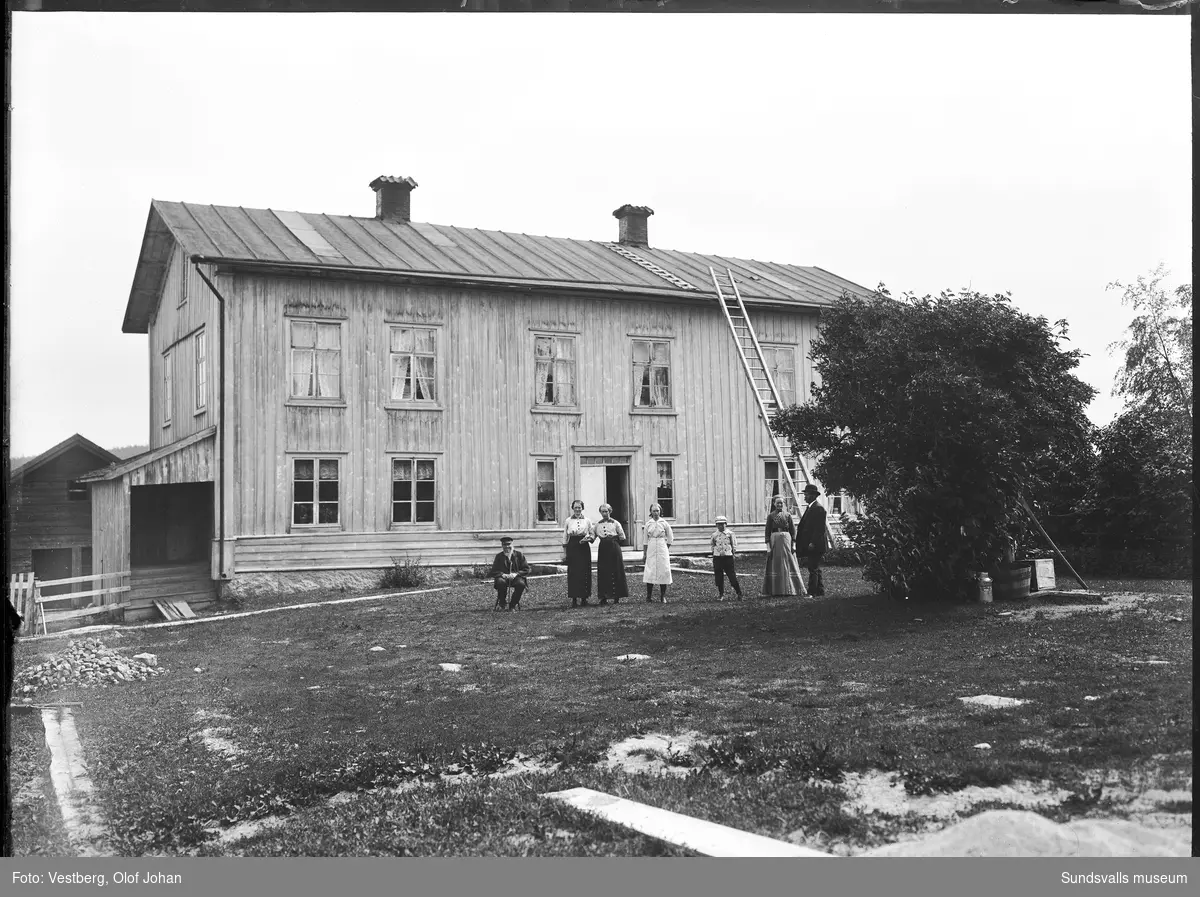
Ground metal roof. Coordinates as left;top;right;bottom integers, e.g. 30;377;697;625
123;200;871;333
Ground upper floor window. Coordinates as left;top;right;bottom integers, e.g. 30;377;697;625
761;345;797;407
290;320;342;400
163;349;173;426
389;325;437;403
194;330;207;413
293;458;339;525
633;339;671;408
177;253;189;308
67;481;88;502
534;335;577;407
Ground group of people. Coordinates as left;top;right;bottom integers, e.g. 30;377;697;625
487;485;829;611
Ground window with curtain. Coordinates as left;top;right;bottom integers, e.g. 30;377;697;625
293;458;340;525
633;339;671;408
194;330;207;412
761;345;797;407
763;460;800;515
534;335;576;406
389;326;437;402
290;320;342;399
655;459;675;518
536;460;557;522
392;458;436;524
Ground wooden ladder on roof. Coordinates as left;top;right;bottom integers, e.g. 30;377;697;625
709;266;838;547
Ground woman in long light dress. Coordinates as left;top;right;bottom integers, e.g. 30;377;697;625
593;503;629;605
763;496;806;597
563;500;594;608
642;503;674;603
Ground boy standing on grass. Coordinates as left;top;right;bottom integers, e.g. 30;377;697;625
710;515;744;600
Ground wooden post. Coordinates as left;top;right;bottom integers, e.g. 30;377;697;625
1018;493;1089;591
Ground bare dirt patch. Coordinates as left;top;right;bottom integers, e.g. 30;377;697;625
602;732;707;776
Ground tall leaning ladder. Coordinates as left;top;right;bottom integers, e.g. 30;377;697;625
710;266;838;548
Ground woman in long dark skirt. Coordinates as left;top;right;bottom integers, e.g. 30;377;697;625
763;495;806;597
562;499;594;607
593;503;628;605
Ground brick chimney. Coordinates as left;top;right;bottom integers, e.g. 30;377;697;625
613;204;654;247
370;176;418;223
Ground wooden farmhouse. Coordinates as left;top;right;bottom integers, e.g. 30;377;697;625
80;176;867;601
9;434;119;597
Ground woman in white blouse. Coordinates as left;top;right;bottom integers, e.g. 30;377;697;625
593;503;629;605
562;499;594;608
642;503;674;602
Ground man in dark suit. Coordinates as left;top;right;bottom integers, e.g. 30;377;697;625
796;484;828;596
489;536;531;611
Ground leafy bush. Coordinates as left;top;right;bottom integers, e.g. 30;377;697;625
773;287;1096;601
820;546;865;567
380;556;431;590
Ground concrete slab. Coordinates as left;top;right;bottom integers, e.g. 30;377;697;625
42;707;109;856
542;786;832;857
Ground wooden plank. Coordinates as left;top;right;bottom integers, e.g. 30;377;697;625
36;586;130;605
166;599;197;619
42;605;119;623
150;598;197;621
35;572;131;589
153;599;185;621
542;787;831;858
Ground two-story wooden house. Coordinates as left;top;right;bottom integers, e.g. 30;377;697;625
81;176;866;605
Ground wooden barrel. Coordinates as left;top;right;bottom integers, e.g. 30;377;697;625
993;563;1032;601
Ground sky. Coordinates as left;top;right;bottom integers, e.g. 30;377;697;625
7;12;1192;459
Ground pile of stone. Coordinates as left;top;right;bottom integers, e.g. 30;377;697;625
14;637;164;700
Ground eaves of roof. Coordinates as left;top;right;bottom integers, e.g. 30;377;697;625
76;427;217;483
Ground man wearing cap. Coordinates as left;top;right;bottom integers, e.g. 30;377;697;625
489;537;531;611
709;515;744;601
796;484;828;596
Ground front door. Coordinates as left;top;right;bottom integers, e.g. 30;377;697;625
579;467;606;562
579;463;633;561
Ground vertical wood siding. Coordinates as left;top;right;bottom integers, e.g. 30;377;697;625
222;272;820;567
126;436;215;487
147;246;219;449
90;479;130;579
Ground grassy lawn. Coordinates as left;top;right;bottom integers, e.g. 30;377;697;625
9;568;1192;856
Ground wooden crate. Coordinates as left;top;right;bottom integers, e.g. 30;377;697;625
1024;558;1056;592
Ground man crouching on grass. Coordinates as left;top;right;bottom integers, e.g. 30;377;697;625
489;536;531;611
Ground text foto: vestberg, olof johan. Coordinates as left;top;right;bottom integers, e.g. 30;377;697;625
13;871;184;887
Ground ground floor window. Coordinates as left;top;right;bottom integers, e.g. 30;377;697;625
392;458;436;524
293;458;340;525
654;459;675;518
536;459;557;522
763;460;800;516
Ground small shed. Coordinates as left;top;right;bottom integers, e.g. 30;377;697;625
8;434;120;596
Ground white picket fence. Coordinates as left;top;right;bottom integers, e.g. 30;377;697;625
9;571;131;635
